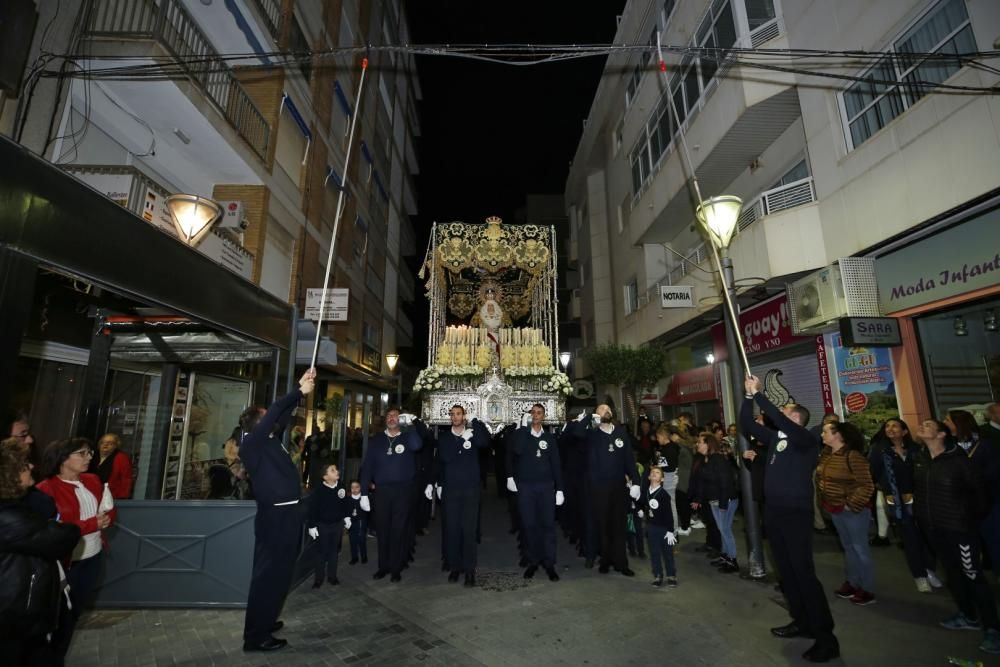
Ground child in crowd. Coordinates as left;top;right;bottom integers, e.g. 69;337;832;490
307;464;351;587
640;466;678;587
348;480;369;564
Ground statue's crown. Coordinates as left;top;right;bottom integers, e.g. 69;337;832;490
485;215;502;225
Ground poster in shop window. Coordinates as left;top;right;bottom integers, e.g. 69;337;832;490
827;332;898;435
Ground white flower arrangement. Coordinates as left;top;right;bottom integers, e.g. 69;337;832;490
413;365;483;393
541;371;573;396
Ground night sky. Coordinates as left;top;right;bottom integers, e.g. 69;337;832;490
405;1;625;230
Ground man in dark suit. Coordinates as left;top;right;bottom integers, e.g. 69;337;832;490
240;368;315;653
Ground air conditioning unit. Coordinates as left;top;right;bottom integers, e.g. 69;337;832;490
786;258;881;334
787;266;847;333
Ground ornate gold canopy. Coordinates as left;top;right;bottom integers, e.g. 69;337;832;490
427;217;553;323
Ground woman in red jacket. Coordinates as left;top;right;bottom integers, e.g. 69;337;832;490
89;433;133;499
37;438;116;615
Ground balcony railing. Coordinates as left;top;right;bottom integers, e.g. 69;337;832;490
737;176;816;232
247;0;281;40
87;0;270;162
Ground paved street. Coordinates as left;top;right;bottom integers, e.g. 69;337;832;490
69;486;996;666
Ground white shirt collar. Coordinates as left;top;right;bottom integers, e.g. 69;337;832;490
386;428;401;438
452;425;466;436
351;493;361;499
531;426;544;437
599;424;614;434
648;483;661;494
322;482;339;490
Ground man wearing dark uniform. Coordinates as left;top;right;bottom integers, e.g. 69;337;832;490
506;403;564;581
740;375;839;663
575;404;641;576
359;407;423;582
240;368;315;653
434;405;491;586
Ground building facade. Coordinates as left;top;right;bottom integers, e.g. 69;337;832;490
565;0;1000;428
1;0;422;500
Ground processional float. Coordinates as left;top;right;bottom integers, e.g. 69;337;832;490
416;216;571;428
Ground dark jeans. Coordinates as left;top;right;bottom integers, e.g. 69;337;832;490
646;524;677;578
315;521;343;582
517;480;557;567
444;484;481;572
700;504;721;551
348;517;368;561
765;504;836;643
244;504;303;643
590;479;629;570
891;510;934;578
929;528;999;631
373;482;414;575
67;552;103;615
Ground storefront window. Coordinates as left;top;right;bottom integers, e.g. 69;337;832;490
917;299;1000;418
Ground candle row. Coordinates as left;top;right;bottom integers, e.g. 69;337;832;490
442;326;544;346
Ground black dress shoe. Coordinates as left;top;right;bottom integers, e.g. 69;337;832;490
770;623;813;639
545;566;560;582
619;567;635;577
373;570;388;580
271;621;284;633
311;580;322;589
803;640;840;663
464;573;476;587
448;570;461;583
390;573;402;583
442;561;449;572
524;565;538;579
349;558;358;565
243;637;288;652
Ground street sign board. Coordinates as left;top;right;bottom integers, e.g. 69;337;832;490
305;288;349;321
660;285;694;308
838;317;902;347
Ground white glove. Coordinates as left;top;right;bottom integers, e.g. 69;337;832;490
308;527;319;540
520;413;530;427
360;496;371;512
399;413;416;426
576;411;587;422
592;413;601;427
436;485;442;500
343;517;352;530
99;483;115;513
555;490;565;506
629;485;641;500
424;484;434;500
507;477;517;493
637;509;644;519
665;532;678;546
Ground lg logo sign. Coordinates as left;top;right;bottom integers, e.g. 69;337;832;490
660;286;694;308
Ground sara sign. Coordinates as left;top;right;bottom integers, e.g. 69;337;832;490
838;317;901;346
305;288;349;321
876;208;1000;312
660;285;694;308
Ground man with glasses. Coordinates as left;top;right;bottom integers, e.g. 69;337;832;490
5;409;35;469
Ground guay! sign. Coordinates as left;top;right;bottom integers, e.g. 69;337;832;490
876;208;1000;312
711;294;812;362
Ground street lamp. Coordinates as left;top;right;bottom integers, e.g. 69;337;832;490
384;353;402;407
559;350;571;371
165;194;223;246
696;194;765;580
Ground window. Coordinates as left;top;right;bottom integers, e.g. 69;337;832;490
288;18;312;81
624;279;639;316
841;0;973;150
771;158;810;189
745;0;777;31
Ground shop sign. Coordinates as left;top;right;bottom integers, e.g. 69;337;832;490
838;317;901;347
711;294;812;362
660;285;694;308
815;334;834;413
876;208;1000;312
305;288;350;321
660;365;717;405
828;332;898;434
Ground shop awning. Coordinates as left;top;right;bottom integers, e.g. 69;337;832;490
110;331;274;363
661;365;717;405
295;320;337;370
0;136;292;349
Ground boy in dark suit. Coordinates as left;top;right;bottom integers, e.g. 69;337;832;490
347;480;368;564
307;464;351;587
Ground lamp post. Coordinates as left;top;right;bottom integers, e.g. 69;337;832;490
385;353;402;407
165;194;223;246
695;195;765;580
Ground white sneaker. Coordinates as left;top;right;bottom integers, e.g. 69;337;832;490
677;528;691;536
915;577;932;593
690;520;705;530
926;570;943;588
